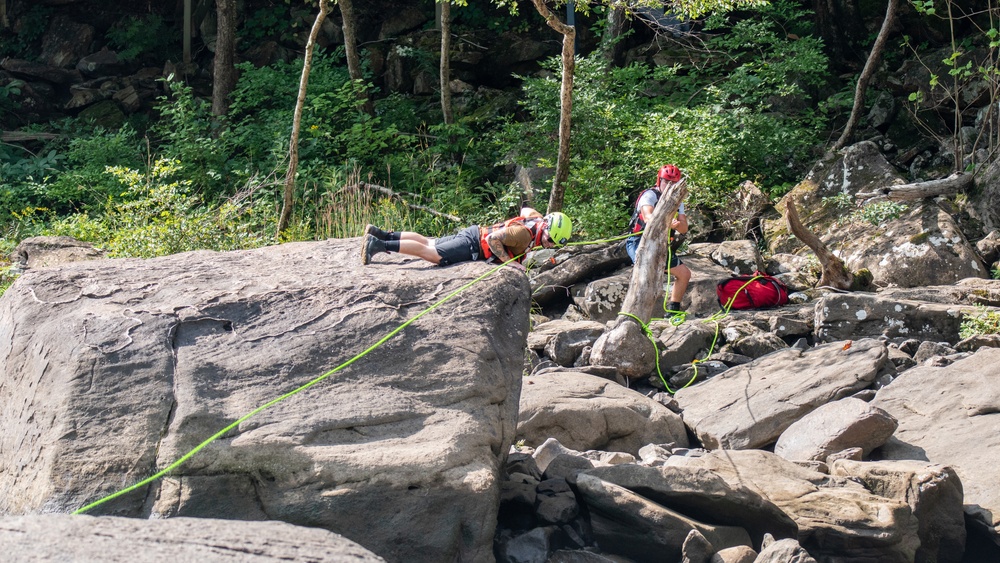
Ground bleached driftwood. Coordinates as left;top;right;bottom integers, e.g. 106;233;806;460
855;172;972;204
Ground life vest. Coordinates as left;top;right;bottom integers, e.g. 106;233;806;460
628;187;685;252
629;188;660;234
479;216;544;262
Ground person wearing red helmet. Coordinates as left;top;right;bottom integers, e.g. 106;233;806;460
626;164;691;315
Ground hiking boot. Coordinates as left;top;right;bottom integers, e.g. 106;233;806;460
364;224;390;240
666;301;683;314
361;234;386;265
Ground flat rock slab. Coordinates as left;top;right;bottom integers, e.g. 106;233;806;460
675;339;886;449
0;514;385;562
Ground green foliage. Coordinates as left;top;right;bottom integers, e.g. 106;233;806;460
106;14;176;62
959;305;1000;339
40;127;144;212
46;159;277;258
854;201;908;226
152;80;234;198
821;192;854;209
494;42;825;237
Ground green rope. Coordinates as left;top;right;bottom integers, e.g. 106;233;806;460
73;259;517;515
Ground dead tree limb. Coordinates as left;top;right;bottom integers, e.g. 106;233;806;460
785;200;853;290
590;179;687;379
854;172;972;204
347;182;462;223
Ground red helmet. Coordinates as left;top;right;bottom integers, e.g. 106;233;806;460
658;164;681;182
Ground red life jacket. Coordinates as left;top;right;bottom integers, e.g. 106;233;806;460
479;216;544;262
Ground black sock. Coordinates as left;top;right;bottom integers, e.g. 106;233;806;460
667;301;681;312
385;240;400;252
386;232;401;241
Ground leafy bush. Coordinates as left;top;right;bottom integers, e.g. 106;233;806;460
854;201;908;226
47;159;277;258
959;306;1000;339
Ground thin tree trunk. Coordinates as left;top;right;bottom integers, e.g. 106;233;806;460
277;0;331;236
832;0;898;151
531;0;575;214
440;0;453;125
590;180;688;379
340;0;374;116
211;0;237;117
602;2;627;67
785;199;853;289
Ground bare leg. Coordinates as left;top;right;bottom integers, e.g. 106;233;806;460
398;231;433;245
668;263;691;303
397;239;441;264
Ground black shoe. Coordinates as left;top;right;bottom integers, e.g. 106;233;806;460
364;224;390;240
666;302;683;314
361;234;386;265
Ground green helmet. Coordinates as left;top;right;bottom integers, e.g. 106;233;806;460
544;212;572;246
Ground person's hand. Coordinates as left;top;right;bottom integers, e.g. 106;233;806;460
507;260;526;272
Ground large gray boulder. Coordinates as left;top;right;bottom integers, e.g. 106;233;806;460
815;291;981;344
674;339;886;449
774;398;898;462
872;347;1000;543
516;372;689;455
764;142;986;287
0;514;385;562
0;238;530;563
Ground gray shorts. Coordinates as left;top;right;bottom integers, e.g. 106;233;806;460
434;225;482;266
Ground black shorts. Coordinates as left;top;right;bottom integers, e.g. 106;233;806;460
434;225;482;266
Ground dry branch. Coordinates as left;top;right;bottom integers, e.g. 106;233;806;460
854;172;973;204
785;200;853;290
348;182;462;223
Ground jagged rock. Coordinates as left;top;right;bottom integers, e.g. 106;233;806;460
517;372;688;455
710;240;763;275
496;526;558;563
1;57;82;84
872;347;1000;543
675;339;886;450
39;15;94;68
716;319;789;359
0;238;527;562
651;320;718;369
536;478;580;525
773;398;898;462
814;292;979;344
529;242;629;306
830;459;966;563
709;545;757;563
667;450;919;562
681;528;714;563
11;235;106;269
765;142;987;287
573;473;752;562
581;464;797;550
753;537;817;563
76;49;121;76
0;514;386;562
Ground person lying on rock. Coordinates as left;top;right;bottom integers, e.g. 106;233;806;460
361;208;572;271
626;164;692;315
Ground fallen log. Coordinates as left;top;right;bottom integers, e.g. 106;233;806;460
1;131;62;143
854;172;972;204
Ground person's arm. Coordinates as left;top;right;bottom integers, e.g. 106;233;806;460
485;225;531;269
671;211;688;234
639;205;655;227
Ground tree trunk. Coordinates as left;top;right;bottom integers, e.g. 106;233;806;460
531;0;575;214
602;2;627;67
211;0;237;117
785;199;853;289
277;0;331;236
340;0;374;116
440;0;453;125
832;0;899;151
590;180;688;379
